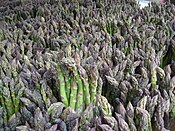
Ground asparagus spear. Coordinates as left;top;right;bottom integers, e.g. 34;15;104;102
0;80;7;124
57;64;68;107
150;61;157;88
89;66;98;103
97;77;103;95
75;67;84;111
62;68;71;101
69;76;78;110
78;66;91;107
40;81;47;106
75;52;91;108
15;78;24;113
9;78;18;114
2;77;15;119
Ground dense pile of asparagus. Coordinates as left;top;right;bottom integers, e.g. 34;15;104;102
0;0;175;130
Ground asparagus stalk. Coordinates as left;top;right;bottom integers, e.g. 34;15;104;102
41;81;47;105
15;79;24;113
62;68;71;101
3;85;14;119
69;76;78;110
0;107;4;128
57;64;68;107
75;67;84;111
2;77;15;119
74;52;84;110
9;78;18;114
79;67;91;107
0;80;7;124
89;66;98;103
97;77;103;95
150;62;157;88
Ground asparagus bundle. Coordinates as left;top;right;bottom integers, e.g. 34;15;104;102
58;56;102;112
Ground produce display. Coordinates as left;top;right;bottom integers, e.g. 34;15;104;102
0;0;175;130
